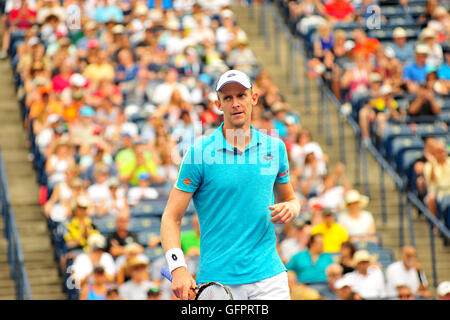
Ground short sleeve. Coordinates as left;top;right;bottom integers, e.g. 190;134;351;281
276;140;290;184
174;145;202;193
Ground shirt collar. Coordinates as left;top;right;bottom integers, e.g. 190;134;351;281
213;122;262;152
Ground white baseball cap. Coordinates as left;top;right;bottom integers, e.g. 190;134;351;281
215;70;252;92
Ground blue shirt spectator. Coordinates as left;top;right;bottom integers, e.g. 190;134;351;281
94;4;124;24
148;0;173;10
286;234;334;283
402;62;428;84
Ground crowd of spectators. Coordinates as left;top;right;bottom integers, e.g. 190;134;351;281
278;0;449;300
2;0;448;300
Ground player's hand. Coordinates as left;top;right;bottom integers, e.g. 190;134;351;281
269;202;296;224
171;267;197;300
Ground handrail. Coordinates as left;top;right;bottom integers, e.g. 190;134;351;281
0;148;32;300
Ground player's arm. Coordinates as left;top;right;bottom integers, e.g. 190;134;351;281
160;187;197;300
270;182;301;224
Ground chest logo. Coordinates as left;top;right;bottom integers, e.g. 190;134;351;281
263;154;273;161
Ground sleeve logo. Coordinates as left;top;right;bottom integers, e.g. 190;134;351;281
183;178;192;186
277;169;289;177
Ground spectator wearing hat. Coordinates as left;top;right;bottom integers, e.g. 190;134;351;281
359;84;404;140
118;257;157;300
337;189;377;242
87;163;114;217
81;144;118;185
403;44;431;94
115;242;149;286
340;249;385;299
437;281;450;300
35;112;64;155
310;208;349;253
419;27;443;68
286;234;334;284
45;136;76;190
63;195;98;252
338;241;356;274
279;218;312;264
79;266;110;300
105;211;139;259
389;27;415;65
106;177;129;216
127;172;159;206
44;164;80;222
69;105;98;146
318;263;344;300
333;277;362;300
70;233;116;288
61;73;88;107
385;246;431;299
226;34;258;76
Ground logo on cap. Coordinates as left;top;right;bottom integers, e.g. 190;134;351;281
227;73;236;78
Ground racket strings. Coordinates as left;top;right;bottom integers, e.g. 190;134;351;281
197;283;233;300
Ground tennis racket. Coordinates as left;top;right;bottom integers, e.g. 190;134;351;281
160;266;234;300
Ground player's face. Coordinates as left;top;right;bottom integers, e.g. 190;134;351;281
216;82;258;129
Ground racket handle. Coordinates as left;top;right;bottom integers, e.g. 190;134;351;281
160;266;173;282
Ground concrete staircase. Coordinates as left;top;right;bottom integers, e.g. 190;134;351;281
0;59;66;299
232;2;450;291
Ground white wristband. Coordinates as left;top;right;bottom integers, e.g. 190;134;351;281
165;248;188;273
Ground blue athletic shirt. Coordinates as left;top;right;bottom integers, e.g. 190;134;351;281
174;123;289;285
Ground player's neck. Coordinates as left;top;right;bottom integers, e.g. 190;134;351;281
222;123;252;152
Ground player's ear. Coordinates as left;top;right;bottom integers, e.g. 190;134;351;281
251;90;259;105
214;98;222;111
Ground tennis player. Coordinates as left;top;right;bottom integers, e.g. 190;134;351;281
160;70;301;300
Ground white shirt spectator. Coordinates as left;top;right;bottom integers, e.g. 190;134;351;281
318;186;345;211
290;142;324;169
338;210;375;237
71;252;116;285
87;182;112;207
385;261;428;298
150;82;191;106
342;266;386;299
